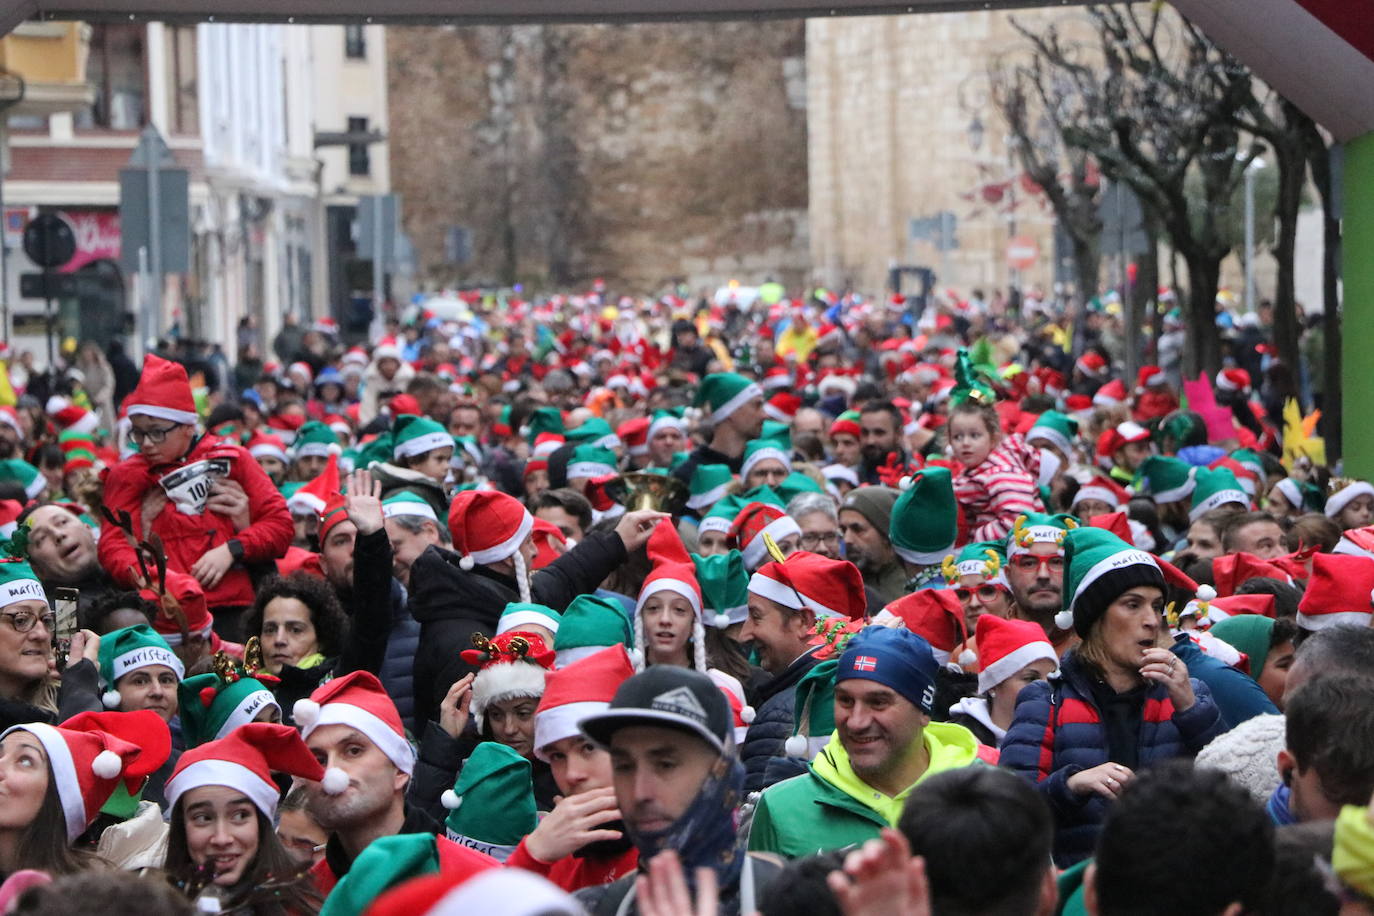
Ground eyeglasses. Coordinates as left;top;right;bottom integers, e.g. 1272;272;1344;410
1012;554;1066;575
1;611;56;634
955;585;1007;604
800;532;840;548
130;423;181;445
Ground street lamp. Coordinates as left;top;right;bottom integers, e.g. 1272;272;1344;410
1243;155;1267;314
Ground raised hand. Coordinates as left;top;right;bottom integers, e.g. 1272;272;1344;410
345;469;384;536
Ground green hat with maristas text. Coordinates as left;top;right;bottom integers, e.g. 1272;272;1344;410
1054;527;1164;637
98;624;185;708
0;556;44;611
292;421;342;460
1188;466;1250;522
178;668;282;748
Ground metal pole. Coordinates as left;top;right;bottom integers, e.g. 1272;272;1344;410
138;245;150;356
147;134;163;343
371;195;383;316
1244;166;1257;314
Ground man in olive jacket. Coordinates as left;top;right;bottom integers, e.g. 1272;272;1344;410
748;626;982;858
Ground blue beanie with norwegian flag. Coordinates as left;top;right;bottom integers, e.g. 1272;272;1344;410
837;626;940;713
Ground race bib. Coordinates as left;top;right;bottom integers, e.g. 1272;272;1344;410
159;459;231;515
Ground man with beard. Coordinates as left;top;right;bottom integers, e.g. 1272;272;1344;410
748;626;981;858
1003;512;1077;654
576;666;784;915
838;486;905;604
857;402;909;485
505;646;640;891
298;670;496;895
19;502;118;622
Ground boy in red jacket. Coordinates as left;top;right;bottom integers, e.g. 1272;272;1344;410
98;355;292;639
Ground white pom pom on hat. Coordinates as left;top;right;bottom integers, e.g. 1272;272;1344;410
898;476;913;491
784;734;809;758
321;767;349;795
101;690;122;710
713;612;731;629
459;554;475;571
292;698;321;728
441;789;463;810
957;648;978;667
92;749;122;780
741;705;756;725
1054;609;1075;631
1195;584;1217;602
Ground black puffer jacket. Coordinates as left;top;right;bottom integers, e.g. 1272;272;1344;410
408;529;628;728
739;649;822;794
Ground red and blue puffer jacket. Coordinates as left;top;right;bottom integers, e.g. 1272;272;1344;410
999;651;1226;866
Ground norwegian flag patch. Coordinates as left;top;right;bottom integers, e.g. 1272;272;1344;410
852;655;878;672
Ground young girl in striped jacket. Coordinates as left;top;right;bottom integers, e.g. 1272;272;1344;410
949;400;1043;543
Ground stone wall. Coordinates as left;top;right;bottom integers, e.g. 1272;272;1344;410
387;21;809;295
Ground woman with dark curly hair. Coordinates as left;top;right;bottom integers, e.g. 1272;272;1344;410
243;571;358;726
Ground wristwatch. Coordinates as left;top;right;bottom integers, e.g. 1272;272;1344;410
226;538;245;562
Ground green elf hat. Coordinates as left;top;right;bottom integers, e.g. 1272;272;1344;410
496;602;562;638
452;435;483;468
784;658;838;758
0;459;45;500
1054;527;1164;636
440;741;537;862
1006;512;1079;557
647;408;688;442
278;480;304;501
687;464;735;511
292;421;342;460
566;444;618;480
178;667;282;748
1132;455;1196;504
554;594;636;668
694;372;763;424
1189;466;1250;522
738;484;786;509
317;833;453;916
950;347;998;407
740;438;791;482
889;467;958;565
0;557;45;610
760;420;793;448
1026;411;1079;456
382;491;439;524
698;493;744;537
392;414;452;461
1272;476;1324;513
775;471;824;505
564;417;619;450
1230;448;1266;485
940;540;1009;588
669;451;691;472
692;549;749;628
97;624;185;708
522;406;565;446
356;431;394;470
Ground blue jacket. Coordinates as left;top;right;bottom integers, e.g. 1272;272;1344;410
380;579;420;735
1170;633;1278;725
999;652;1227;866
739;649;821;794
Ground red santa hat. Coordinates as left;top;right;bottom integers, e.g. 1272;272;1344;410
1073;475;1130;513
729;502;801;571
447;490;535;603
1296;552;1374;631
1064;394;1093;414
616;417;650;458
1100;420;1151;458
635;523;708;669
125;354;198;426
875;588;975;667
709;669;756;745
1216;368;1251;393
763;392;802;424
1203;593;1276;623
829;417;862;440
532;645;635;762
373;337;402;361
529;518;568;570
0;500;22;539
1211;552;1294;598
974;614;1058;695
147;570;213;646
1076;352;1108;378
761;366;793;391
2;710;171;840
287;453;340;516
247;431;290;465
1092;378;1128;408
45;398;99;435
0;406;22;438
531;432;565;460
748;551;866;623
1135;365;1167;392
293;670;415;775
166;722;328;818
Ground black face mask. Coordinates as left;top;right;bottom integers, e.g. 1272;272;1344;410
572;818;634;859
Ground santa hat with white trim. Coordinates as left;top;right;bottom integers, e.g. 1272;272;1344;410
876;588;975;667
749;551;866;623
461;632;556;727
635;523;707;671
1296;552;1374;631
247;431;290;465
292;421;342;460
1326;479;1374;520
1189;466;1250;522
97;624;185;709
1092;378;1127;407
1072;474;1130;514
0;501;21;540
694;372;763;425
709;669;755;745
293;670;415;775
2;709;171;840
974;614;1058;695
763;392;801;424
1054;527;1164;636
730;502;801;572
533;645;634;761
761;366;793;392
393;414;453;461
1216;367;1251;394
531;432;565;460
617;417;650;459
166;722;327;819
373;336;402;362
125;354;199;427
740;438;791;483
693;548;749;628
0;406;22;439
1135;365;1167;392
447;489;535;601
889;467;958;566
286;453;340;517
46;397;100;435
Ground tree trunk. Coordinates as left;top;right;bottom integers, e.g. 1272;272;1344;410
1071;233;1100;313
1270;143;1305;387
1303;127;1341;460
1183;251;1222;378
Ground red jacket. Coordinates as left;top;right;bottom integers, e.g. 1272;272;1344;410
98;436;293;609
506;837;638;892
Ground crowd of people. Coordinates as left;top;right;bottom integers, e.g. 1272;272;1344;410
0;286;1369;915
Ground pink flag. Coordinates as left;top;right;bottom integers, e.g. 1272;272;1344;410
1182;374;1238;443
